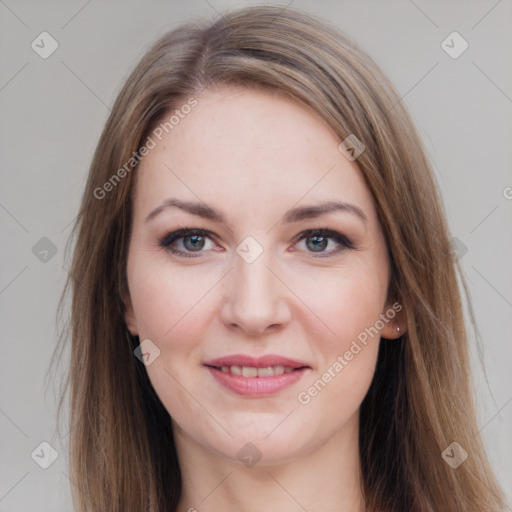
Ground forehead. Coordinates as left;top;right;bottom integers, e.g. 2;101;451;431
135;86;376;224
158;86;340;166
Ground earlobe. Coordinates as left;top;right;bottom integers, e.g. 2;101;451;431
123;295;139;336
380;321;403;340
380;300;406;339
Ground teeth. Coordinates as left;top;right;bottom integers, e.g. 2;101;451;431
242;366;258;377
258;365;284;377
219;365;297;377
230;365;242;376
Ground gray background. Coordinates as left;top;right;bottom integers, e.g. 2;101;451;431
1;1;511;510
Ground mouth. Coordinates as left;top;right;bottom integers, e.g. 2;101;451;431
205;364;306;377
203;354;311;396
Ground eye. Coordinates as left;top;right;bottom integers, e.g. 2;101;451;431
159;228;218;257
159;227;356;259
293;228;355;257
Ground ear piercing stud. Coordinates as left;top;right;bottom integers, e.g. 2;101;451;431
397;326;400;333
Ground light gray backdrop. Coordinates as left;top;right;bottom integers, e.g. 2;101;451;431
1;1;511;510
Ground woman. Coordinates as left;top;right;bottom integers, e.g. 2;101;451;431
53;5;508;511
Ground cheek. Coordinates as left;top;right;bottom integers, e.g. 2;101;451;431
128;261;221;422
294;277;384;420
287;262;386;403
128;255;223;342
284;261;388;348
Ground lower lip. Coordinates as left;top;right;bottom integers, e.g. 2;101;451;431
206;366;309;397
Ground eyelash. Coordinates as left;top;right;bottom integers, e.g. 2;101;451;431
158;227;356;259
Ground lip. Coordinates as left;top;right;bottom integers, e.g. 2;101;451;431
203;354;310;369
203;354;311;397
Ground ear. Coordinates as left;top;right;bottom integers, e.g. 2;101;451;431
379;299;406;340
123;293;139;336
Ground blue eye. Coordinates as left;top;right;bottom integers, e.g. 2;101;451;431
159;227;355;258
181;234;206;251
159;228;216;257
294;228;355;256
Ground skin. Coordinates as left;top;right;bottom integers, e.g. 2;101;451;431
124;86;404;512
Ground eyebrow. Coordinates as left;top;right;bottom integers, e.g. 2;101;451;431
145;198;368;225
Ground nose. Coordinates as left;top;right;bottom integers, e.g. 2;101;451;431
219;251;292;337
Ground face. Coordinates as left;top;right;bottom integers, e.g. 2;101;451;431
124;86;400;466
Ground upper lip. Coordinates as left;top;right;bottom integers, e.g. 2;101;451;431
203;354;311;369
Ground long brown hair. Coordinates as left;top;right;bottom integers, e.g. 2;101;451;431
50;6;508;511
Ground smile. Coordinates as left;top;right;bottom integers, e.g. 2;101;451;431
215;364;296;377
204;364;310;397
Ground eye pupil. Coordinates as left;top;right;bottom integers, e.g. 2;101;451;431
307;236;328;252
184;235;205;251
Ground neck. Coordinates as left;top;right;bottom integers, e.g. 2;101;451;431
174;416;365;512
